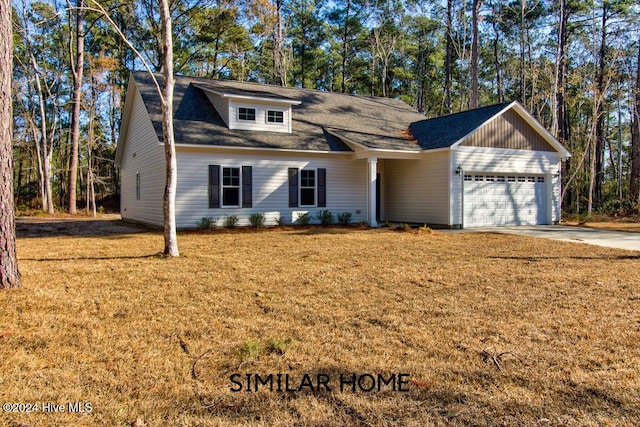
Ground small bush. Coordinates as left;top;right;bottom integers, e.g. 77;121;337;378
223;215;239;228
240;340;261;360
249;212;266;228
418;224;432;233
397;223;412;232
337;212;352;225
296;212;311;225
356;220;369;227
380;220;392;228
196;217;217;230
316;210;334;226
276;216;287;226
267;337;294;355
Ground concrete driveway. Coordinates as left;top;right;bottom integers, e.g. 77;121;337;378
466;225;640;251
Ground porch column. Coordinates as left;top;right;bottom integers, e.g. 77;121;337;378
368;157;378;227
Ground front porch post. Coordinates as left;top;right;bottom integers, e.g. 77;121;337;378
368;157;378;227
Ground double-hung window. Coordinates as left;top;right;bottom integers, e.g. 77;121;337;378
300;170;316;206
222;167;240;207
209;165;252;209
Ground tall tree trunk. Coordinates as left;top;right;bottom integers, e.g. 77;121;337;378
631;34;640;203
68;0;85;215
491;16;503;103
470;0;481;109
273;0;286;86
341;0;351;93
159;0;179;257
594;3;608;208
0;0;21;288
444;0;453;113
519;0;527;106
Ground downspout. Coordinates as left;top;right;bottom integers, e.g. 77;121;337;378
456;165;464;229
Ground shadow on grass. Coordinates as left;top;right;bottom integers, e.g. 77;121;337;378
20;253;164;262
489;255;640;261
16;218;151;238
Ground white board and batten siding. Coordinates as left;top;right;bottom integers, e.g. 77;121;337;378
119;85;166;227
450;147;563;227
383;151;451;225
175;148;368;228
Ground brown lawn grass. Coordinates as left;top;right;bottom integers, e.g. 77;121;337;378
1;219;639;426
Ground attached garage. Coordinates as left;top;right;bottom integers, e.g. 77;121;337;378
463;173;548;227
408;101;571;228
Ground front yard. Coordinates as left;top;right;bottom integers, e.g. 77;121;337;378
1;220;639;426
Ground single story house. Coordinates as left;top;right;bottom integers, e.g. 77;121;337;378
115;71;571;229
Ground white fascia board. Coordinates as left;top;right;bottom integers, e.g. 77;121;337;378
193;84;301;105
115;74;137;168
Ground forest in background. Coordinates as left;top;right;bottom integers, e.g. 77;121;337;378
11;0;640;218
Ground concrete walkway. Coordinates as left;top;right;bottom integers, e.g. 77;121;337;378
464;225;640;251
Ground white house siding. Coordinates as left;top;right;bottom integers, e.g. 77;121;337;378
204;92;230;126
119;86;166;227
175;148;367;228
450;147;563;226
383;151;451;225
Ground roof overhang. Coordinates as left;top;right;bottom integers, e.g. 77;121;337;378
193;84;302;106
449;101;571;158
325;128;421;159
114;75;138;168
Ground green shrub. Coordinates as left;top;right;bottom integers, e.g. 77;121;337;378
296;212;311;225
266;337;294;355
196;217;217;230
337;212;352;225
276;216;287;226
316;210;334;226
397;223;412;232
240;339;261;360
223;214;239;228
249;212;266;228
418;224;432;233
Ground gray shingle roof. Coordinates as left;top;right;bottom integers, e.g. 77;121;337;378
132;71;427;152
409;103;511;150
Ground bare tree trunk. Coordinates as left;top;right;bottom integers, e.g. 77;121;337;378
470;0;481;109
631;34;640;203
341;0;351;93
594;3;609;208
0;0;21;288
273;0;286;86
159;0;179;257
444;0;453;113
68;0;85;215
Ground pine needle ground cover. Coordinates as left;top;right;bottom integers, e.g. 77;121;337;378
1;218;639;426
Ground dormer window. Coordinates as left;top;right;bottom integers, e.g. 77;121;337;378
267;110;284;123
238;107;256;121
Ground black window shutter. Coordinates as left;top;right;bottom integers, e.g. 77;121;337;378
242;166;252;208
288;168;299;207
317;168;326;207
208;165;220;208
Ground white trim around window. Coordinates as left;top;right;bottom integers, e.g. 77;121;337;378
221;166;241;207
238;107;256;121
299;169;316;207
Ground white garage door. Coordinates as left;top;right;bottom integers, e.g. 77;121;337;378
463;174;548;227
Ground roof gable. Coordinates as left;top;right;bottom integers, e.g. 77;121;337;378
408;103;510;150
